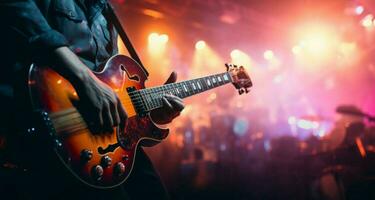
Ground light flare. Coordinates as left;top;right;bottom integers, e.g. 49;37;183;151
148;32;169;57
195;40;206;50
230;49;252;70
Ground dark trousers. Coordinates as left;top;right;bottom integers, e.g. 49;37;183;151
0;148;169;200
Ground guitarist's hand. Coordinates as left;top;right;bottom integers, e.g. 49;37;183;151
75;70;128;134
150;72;185;125
51;47;127;134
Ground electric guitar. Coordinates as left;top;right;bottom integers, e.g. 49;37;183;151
26;54;252;188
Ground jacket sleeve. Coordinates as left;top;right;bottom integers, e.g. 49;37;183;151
0;0;69;64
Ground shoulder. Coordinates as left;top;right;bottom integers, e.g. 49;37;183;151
34;0;82;19
32;0;53;15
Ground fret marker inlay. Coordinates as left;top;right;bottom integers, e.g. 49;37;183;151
224;74;229;81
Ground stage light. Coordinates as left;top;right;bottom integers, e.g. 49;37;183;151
160;34;169;43
192;42;223;76
230;49;241;59
148;32;169;56
297;119;319;130
298;31;331;58
142;9;164;19
292;23;342;69
292;45;302;55
195;40;206;50
233;118;249;137
361;14;373;28
288;116;297;125
263;50;274;60
264;140;272;152
148;32;159;43
148;33;169;44
307;38;326;53
230;49;251;69
206;93;217;103
355;6;364;15
293;23;339;60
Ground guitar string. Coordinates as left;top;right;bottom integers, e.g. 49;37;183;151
51;77;227;121
50;78;229;130
48;76;231;133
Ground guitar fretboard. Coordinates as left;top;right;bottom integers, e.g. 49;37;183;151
129;72;232;115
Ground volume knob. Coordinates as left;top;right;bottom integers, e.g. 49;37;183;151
101;155;112;168
91;165;104;181
80;149;93;162
114;162;126;176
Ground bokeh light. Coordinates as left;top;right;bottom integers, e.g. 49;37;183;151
361;14;374;28
263;50;274;60
355;5;364;15
195;40;206;50
148;32;169;56
230;49;252;70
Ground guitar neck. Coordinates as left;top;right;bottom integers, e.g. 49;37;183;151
129;72;232;115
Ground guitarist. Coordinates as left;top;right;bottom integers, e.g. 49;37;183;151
0;0;184;199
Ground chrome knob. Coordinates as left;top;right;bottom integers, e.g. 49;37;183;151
122;154;129;161
80;149;93;162
91;165;104;181
101;155;112;168
114;162;126;176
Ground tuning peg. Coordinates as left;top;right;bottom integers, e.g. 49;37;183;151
225;63;230;71
238;88;245;95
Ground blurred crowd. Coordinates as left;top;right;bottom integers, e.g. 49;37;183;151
147;103;375;200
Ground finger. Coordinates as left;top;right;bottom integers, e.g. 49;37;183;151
117;96;128;130
165;94;184;105
162;97;173;111
164;71;177;84
102;102;114;133
166;96;185;112
109;97;120;127
164;94;183;102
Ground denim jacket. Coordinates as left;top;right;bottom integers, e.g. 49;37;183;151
0;0;118;73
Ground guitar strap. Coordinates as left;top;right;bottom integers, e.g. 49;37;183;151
105;3;149;77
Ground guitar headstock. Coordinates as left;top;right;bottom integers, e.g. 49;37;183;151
226;63;253;95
